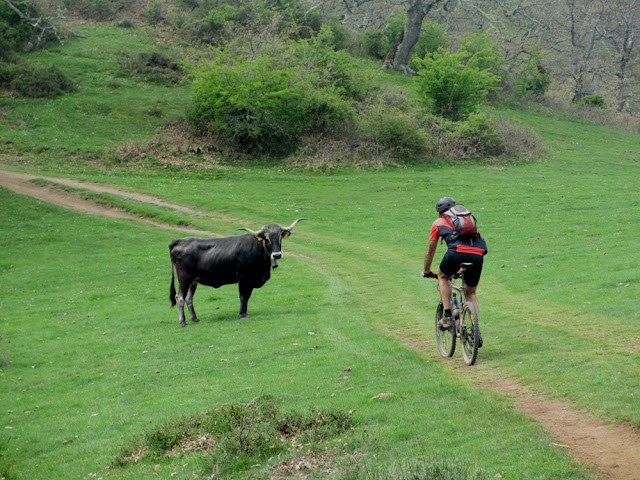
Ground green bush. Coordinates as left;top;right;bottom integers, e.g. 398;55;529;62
579;94;606;108
459;32;506;82
123;52;182;83
515;47;551;98
360;104;427;160
363;18;446;62
144;0;164;25
0;1;40;60
421;111;541;160
176;0;323;46
306;25;374;101
415;47;501;120
188;48;354;155
115;396;355;474
363;30;388;58
410;21;448;63
0;62;14;87
453;111;501;155
6;63;74;98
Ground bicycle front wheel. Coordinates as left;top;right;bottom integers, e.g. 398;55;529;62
435;301;456;358
460;303;480;366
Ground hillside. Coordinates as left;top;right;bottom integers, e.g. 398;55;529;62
1;3;640;480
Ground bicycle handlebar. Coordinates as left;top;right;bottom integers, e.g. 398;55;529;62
422;269;465;280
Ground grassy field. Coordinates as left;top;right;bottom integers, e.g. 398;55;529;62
1;22;639;480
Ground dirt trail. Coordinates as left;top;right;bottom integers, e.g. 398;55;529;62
0;170;217;236
482;378;640;480
1;167;639;480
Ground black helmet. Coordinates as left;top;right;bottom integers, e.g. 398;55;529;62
436;196;456;213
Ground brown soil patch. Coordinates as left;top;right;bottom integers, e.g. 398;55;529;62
2;167;639;479
482;378;640;480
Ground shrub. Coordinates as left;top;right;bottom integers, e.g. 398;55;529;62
363;30;388;58
514;47;551;98
459;32;506;82
0;62;14;87
177;0;322;46
188;49;354;156
0;1;40;60
364;18;446;62
8;63;74;98
410;21;448;63
123;52;182;83
305;25;375;101
415;47;502;120
114;396;356;473
421;111;542;161
144;0;164;25
360;103;427;160
579;94;606;108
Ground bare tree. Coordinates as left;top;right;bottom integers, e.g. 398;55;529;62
458;0;612;102
2;0;81;47
601;0;638;112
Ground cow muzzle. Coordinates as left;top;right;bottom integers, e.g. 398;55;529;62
271;251;282;269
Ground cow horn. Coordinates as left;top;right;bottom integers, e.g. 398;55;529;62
282;218;307;230
237;226;263;237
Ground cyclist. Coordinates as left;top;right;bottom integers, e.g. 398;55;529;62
422;197;488;331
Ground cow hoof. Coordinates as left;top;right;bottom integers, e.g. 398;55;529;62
192;318;200;323
181;323;188;327
239;314;249;319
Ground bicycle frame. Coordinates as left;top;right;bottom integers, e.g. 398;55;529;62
432;262;480;365
449;269;468;324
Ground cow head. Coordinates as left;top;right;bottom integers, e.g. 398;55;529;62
238;218;306;268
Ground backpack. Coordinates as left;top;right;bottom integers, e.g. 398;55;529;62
443;205;478;242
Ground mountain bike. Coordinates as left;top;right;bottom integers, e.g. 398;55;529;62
429;263;481;366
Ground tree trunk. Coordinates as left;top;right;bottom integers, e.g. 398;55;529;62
613;1;637;112
385;0;444;73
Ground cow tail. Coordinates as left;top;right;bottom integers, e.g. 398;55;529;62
169;254;177;307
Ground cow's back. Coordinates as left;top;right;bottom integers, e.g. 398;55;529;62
170;235;267;288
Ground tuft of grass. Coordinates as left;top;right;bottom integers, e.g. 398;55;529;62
358;456;491;480
113;396;356;476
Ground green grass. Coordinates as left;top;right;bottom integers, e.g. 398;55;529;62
0;24;190;156
1;20;639;480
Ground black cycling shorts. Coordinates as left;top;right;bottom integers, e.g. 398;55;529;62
439;250;484;287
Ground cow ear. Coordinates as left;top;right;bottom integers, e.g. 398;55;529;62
282;231;291;238
256;234;265;241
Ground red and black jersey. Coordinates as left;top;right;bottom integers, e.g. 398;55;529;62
430;215;488;256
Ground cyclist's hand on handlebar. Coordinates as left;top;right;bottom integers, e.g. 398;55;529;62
422;270;438;279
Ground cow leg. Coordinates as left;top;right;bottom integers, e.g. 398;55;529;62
238;283;253;318
186;283;200;323
175;280;192;327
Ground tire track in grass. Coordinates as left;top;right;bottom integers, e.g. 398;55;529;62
1;167;639;480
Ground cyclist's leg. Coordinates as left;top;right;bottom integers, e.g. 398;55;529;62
438;271;452;310
465;285;479;313
462;255;483;314
438;250;459;311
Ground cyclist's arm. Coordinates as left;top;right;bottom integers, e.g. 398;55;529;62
423;239;438;275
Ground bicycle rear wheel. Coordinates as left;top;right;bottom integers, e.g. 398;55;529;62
435;301;456;358
460;303;480;366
